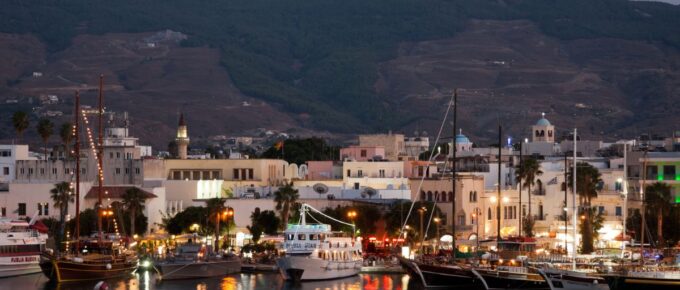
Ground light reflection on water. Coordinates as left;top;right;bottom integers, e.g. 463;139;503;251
2;272;415;290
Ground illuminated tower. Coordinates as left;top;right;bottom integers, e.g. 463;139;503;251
532;112;555;143
176;113;189;159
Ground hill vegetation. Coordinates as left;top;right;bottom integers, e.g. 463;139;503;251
2;0;680;133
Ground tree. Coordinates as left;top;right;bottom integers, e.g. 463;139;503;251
50;182;73;253
205;197;226;251
568;162;601;254
522;216;535;238
36;118;54;160
579;208;604;249
59;122;73;159
645;182;673;248
11;111;30;142
165;206;210;235
260;138;339;164
247;207;280;244
516;158;542;237
274;181;299;230
122;187;147;236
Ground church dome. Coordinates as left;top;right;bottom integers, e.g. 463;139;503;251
455;130;471;144
536;118;551;126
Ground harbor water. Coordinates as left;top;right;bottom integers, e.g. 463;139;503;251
0;272;419;290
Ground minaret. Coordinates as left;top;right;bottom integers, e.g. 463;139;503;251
176;113;190;159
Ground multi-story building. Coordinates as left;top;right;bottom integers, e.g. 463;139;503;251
359;133;405;161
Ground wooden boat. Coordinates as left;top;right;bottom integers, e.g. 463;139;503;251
40;240;138;282
39;77;139;283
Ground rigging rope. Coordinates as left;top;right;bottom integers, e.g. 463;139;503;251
398;93;455;244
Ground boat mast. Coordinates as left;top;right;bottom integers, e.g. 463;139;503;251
621;143;628;259
497;124;501;246
639;149;648;266
451;89;457;261
75;90;81;252
571;128;577;271
97;75;104;241
564;152;568;253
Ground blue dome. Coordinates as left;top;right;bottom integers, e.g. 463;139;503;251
536;118;551;126
455;134;471;144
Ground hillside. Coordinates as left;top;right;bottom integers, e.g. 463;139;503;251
1;0;680;147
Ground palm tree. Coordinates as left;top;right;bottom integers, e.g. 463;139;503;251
59;122;73;159
568;162;601;254
50;182;74;254
122;187;147;237
11;111;30;142
516;158;542;231
274;181;299;230
645;182;672;247
36;118;54;160
205;197;226;251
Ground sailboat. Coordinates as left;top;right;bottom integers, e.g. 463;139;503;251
40;77;139;283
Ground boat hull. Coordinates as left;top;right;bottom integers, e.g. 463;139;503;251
539;269;609;290
277;256;361;281
0;255;42;277
398;257;482;289
475;269;550;290
39;256;138;283
604;275;680;290
157;259;241;280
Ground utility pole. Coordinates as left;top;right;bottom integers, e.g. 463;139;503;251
497;124;502;245
519;140;523;237
451;89;458;261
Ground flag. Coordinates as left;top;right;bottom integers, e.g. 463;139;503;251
274;140;284;151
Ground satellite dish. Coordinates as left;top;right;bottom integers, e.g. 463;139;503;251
313;183;329;194
360;187;377;199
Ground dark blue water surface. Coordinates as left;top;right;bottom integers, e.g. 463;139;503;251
0;272;417;290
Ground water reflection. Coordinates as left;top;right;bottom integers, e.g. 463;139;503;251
5;272;415;290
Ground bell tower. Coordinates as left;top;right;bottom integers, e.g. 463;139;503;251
176;113;190;159
531;112;555;143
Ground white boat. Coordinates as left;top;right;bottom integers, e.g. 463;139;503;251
0;218;48;278
276;204;362;281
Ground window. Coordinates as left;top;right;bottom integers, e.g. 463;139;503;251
309;234;318;240
0;207;5;217
20;168;25;175
116;152;120;159
212;171;220;179
65;168;70;175
135;168;140;175
664;165;675;180
17;203;26;216
28;168;33;175
40;168;45;175
125;168;129;174
52;168;57;175
346;170;351;177
360;150;367;157
3;167;9;175
110;152;114;159
646;166;658;180
357;170;363;177
615;206;622;217
0;150;11;157
286;234;294;241
38;203;48;216
354;183;360;190
248;169;254;180
193;171;200;180
172;171;181;180
598;206;605;215
615;180;622;191
379;169;385;178
233;169;239;179
298;234;306;240
115;168;121;175
487;208;492;220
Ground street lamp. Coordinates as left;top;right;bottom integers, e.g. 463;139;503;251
347;210;357;238
433;217;441;250
418;207;427;252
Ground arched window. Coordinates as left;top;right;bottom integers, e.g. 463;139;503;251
540;130;545;137
448;191;453;201
440;191;446;202
487;207;492;220
421;191;426;201
548;130;553;138
535;130;540;137
427;191;433;201
469;191;474;202
434;191;440;202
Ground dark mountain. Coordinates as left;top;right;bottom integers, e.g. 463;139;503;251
1;0;680;147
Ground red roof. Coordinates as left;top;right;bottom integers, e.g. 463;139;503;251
85;186;157;199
